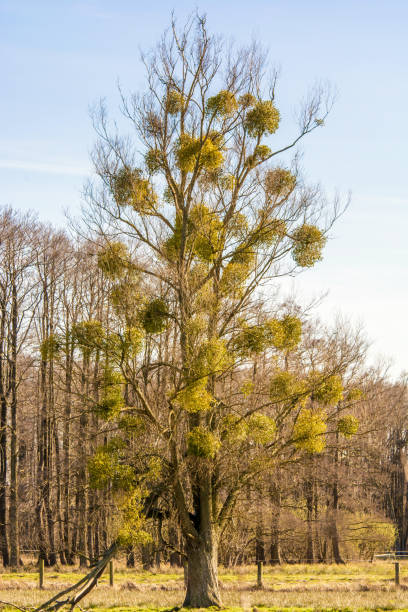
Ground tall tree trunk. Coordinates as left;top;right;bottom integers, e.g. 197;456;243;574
37;360;49;566
45;401;56;566
0;305;9;566
126;546;135;567
77;478;88;567
180;465;222;607
399;447;408;550
184;533;221;608
63;339;74;564
9;279;19;566
45;293;57;567
305;475;315;563
141;542;154;570
331;406;344;563
331;477;344;563
255;516;265;563
87;492;95;564
169;525;182;567
0;393;9;566
53;417;66;564
270;482;282;565
78;354;90;567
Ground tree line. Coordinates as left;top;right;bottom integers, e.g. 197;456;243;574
0;206;406;573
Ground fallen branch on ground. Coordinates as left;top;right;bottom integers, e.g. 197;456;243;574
32;541;118;612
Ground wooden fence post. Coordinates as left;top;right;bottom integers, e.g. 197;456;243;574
39;558;44;589
395;561;400;586
257;560;263;588
109;560;114;586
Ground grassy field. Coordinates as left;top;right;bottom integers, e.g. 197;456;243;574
2;562;408;611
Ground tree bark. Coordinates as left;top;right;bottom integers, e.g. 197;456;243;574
183;536;221;608
331;406;344;563
9;279;19;566
36;357;49;565
0;303;10;566
270;484;282;565
77;354;90;567
126;546;135;567
0;392;9;566
305;476;315;563
62;334;74;564
331;488;344;563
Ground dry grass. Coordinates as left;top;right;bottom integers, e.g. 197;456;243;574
2;562;408;610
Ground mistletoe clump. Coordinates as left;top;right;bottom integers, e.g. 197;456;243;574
194;281;217;311
190;204;223;262
176;378;213;413
293;408;327;453
228;212;249;239
255;217;287;246
176;134;200;172
176;133;224;173
164;207;221;263
245;100;280;137
88;438;135;491
292;224;326;267
200;138;225;170
89;455;150;548
220;248;254;296
220;262;250;296
163;213;186;261
140;298;169;334
248;413;276;445
220;415;248;444
270;370;307;404
233;324;268;356
109;280;143;324
165;88;185;114
337;414;359;438
265;167;296;195
145;148;164;174
120;326;144;358
104;327;143;360
239;93;256;108
72;320;105;356
265;314;302;351
187;426;220;458
40;334;62;362
206;90;237;117
192;338;231;378
234;315;302;358
246;145;272;168
312;374;343;406
112;167;157;214
97;241;129;279
116;490;152;547
95;367;125;420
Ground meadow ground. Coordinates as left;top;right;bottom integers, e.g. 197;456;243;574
2;562;408;611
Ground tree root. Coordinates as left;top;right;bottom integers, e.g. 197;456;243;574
32;541;118;612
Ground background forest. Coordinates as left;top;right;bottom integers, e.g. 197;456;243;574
0;207;406;572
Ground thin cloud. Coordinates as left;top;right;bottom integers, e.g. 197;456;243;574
0;159;89;176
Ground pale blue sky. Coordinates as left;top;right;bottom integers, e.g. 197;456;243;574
1;0;407;377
